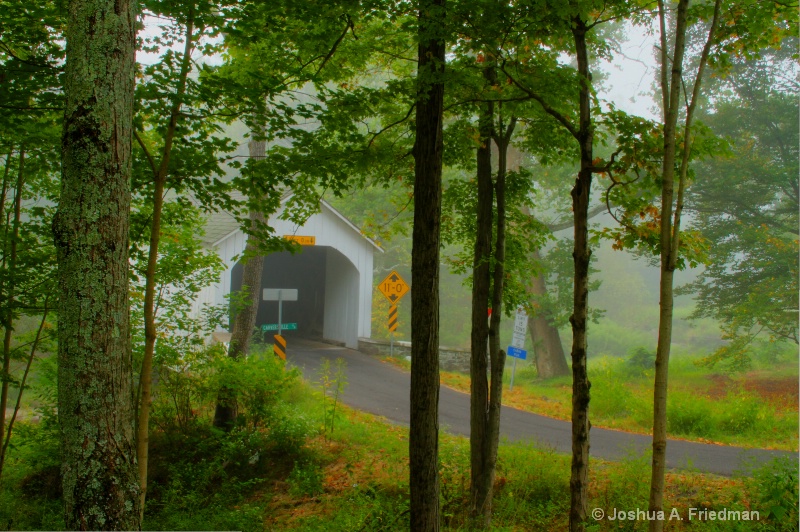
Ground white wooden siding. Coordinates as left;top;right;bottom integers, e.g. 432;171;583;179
196;200;377;348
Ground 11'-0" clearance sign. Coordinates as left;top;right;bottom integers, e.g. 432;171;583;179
378;271;409;334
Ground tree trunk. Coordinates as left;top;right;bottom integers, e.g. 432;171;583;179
518;211;569;379
409;0;445;529
469;78;494;521
213;138;267;429
647;2;686;520
527;250;569;378
568;18;593;532
648;1;719;529
54;0;141;527
0;147;24;474
0;147;13;227
1;298;49;479
137;7;196;516
484;116;515;526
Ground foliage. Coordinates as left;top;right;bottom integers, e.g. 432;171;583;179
626;346;655;374
318;357;349;439
595;110;722;269
0;0;62;475
680;85;799;371
750;456;798;528
442;166;550;317
533;238;605;327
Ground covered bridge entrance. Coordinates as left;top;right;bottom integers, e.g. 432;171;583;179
197;196;381;349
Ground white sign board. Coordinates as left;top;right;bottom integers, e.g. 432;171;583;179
511;308;527;349
262;288;298;301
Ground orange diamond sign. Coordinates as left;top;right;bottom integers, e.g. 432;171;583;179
378;270;409;304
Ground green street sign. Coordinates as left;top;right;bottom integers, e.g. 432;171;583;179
261;323;297;331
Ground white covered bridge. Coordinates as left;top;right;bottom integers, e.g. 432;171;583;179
194;195;381;349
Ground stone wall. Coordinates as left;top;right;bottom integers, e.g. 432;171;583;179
358;337;470;373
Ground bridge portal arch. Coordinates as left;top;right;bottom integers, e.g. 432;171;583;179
198;196;381;349
230;246;360;348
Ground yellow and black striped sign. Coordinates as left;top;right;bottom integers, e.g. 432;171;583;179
273;334;286;360
388;305;398;332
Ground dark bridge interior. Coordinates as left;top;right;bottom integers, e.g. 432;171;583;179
230;247;327;342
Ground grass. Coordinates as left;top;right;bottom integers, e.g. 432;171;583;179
1;367;796;531
386;353;798;451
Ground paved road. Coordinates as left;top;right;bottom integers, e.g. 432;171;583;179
286;338;797;476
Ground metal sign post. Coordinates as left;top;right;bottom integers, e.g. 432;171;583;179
263;288;298;357
510;357;518;391
278;291;284;335
388;305;398;357
508;308;528;391
507;346;527;390
378;272;408;357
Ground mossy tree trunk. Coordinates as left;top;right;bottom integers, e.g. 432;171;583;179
53;0;141;528
409;0;446;529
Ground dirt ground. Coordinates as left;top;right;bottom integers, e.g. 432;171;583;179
707;373;799;410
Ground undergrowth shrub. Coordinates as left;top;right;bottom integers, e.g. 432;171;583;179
626;346;656;375
667;392;714;437
296;484;410;531
266;402;315;454
288;459;325;497
749;456;799;531
593;380;637;418
717;391;763;433
439;440;470;526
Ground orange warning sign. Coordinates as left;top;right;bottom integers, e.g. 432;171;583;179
378;270;409;304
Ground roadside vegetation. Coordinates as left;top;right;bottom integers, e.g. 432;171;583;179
388;348;798;452
2;358;795;531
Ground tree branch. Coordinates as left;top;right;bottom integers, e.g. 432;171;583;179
498;61;578;139
313;15;355;78
133;131;158;176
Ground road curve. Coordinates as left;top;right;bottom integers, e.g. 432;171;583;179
285;338;797;476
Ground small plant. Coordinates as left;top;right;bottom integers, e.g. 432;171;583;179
752;456;798;530
319;357;348;439
266;402;314;455
287;459;324;497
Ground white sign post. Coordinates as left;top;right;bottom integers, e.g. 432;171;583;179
508;308;528;391
263;288;298;335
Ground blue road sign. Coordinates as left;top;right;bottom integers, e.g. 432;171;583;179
507;346;527;360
